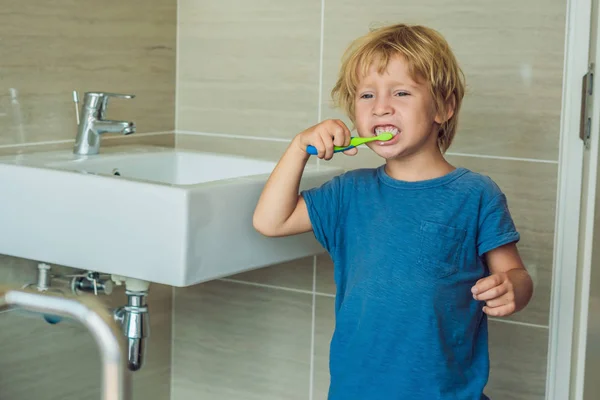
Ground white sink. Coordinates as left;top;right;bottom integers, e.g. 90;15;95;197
0;146;343;287
44;150;281;185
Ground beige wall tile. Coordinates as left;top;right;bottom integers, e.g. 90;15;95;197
0;255;39;287
313;296;335;399
0;0;176;146
172;280;312;399
0;283;172;400
176;134;294;163
177;0;322;139
486;321;548;399
229;256;316;292
321;0;565;160
313;296;547;399
104;133;175;148
316;254;336;295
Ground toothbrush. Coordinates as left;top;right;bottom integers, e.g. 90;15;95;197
306;132;394;155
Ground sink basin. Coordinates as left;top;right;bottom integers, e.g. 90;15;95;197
0;146;343;286
44;150;281;185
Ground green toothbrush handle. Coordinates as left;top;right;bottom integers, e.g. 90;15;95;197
306;136;359;155
305;133;392;155
306;144;355;155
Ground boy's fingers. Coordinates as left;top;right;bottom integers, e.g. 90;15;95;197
343;147;358;156
472;274;503;295
483;303;516;317
484;292;514;308
321;133;334;160
312;135;326;159
332;125;346;147
473;284;508;301
332;119;352;146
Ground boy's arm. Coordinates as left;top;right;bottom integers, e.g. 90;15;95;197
252;142;313;237
471;243;534;317
253;119;354;237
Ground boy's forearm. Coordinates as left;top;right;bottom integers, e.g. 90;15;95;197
253;140;310;234
507;268;534;312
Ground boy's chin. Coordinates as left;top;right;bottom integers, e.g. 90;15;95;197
369;146;403;160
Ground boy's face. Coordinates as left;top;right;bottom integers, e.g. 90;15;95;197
353;55;445;160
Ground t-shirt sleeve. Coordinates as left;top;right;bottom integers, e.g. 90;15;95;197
477;191;520;257
300;174;343;254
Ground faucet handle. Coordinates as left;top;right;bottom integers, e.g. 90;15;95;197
101;92;136;100
83;91;135;100
83;92;136;113
82;92;135;119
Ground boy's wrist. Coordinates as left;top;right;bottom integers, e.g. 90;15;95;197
290;135;311;159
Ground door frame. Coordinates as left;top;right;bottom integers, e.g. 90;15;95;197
548;0;594;398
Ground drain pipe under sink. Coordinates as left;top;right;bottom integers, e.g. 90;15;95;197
111;276;150;371
22;264;152;372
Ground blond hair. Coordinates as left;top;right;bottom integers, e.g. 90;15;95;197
331;23;466;152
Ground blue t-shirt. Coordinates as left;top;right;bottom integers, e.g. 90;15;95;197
301;165;520;400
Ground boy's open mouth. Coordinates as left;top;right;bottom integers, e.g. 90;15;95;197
370;124;401;146
373;125;400;136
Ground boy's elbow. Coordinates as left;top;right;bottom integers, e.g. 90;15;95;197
252;213;279;237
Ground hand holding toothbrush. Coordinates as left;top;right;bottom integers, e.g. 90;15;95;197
293;119;358;160
294;119;394;160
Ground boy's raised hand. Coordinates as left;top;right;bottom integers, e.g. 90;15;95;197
471;272;517;317
294;119;358;160
471;243;533;318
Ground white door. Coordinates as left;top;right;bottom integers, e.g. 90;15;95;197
548;0;600;399
568;0;600;398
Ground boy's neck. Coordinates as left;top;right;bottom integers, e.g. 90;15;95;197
384;148;455;182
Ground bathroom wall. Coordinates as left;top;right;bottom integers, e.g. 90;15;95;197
174;0;563;399
0;0;176;149
0;0;177;399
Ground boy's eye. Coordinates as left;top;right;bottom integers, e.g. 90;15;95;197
359;93;373;99
395;91;410;97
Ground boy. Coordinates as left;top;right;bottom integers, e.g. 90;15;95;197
253;23;533;399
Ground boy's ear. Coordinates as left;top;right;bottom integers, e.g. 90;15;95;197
434;96;456;124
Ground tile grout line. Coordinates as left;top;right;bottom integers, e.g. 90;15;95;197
104;131;175;140
218;278;315;295
317;292;335;298
487;317;549;329
170;286;176;400
315;0;326;171
171;0;180;393
219;278;550;330
177;130;290;143
174;131;559;164
309;256;318;400
445;151;559;164
174;0;180;139
0;131;175;149
310;1;326;396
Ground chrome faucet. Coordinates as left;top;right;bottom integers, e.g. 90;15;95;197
73;92;136;156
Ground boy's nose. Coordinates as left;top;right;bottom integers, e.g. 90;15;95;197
372;96;393;116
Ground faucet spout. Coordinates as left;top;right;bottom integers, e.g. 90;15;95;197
93;120;136;135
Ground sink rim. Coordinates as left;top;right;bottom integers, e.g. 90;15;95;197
0;145;339;188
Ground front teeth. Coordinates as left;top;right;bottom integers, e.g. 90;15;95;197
375;126;399;136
